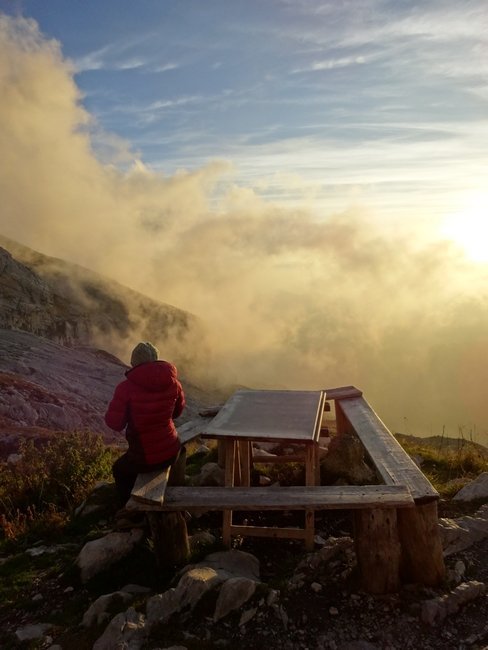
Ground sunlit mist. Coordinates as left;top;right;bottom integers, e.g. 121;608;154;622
1;14;488;444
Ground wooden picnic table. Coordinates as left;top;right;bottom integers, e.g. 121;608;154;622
201;389;326;549
127;385;445;593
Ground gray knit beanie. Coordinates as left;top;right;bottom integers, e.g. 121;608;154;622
130;341;159;367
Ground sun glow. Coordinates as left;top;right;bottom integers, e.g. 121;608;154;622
442;194;488;263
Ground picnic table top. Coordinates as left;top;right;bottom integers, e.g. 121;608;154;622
201;389;325;443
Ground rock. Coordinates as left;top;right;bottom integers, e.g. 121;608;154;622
439;503;488;555
82;591;134;627
320;433;376;484
192;462;225;486
191;550;260;582
239;607;257;626
76;529;144;583
420;580;486;625
259;475;272;486
7;453;22;464
213;577;257;621
93;606;146;650
189;531;216;551
147;567;225;628
147;550;260;630
120;584;152;594
453;472;488;501
311;582;322;593
15;623;51;641
74;482;117;518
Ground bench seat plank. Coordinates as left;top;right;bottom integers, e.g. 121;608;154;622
338;397;439;503
127;484;414;511
130;467;171;506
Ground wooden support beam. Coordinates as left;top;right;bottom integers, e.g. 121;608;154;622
354;508;401;594
397;500;445;586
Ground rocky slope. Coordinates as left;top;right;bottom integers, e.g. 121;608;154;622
0;235;205;372
0;328;214;456
0;234;220;454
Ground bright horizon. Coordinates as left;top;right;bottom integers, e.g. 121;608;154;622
1;2;488;443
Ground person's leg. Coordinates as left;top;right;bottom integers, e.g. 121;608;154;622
168;445;186;486
112;453;138;507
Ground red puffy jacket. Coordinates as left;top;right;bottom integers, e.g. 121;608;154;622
104;360;185;466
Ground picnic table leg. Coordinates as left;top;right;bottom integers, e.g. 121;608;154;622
239;441;251;487
222;439;236;548
353;507;401;594
304;443;316;551
147;448;189;570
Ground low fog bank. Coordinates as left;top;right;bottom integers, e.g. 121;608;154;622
2;14;488;444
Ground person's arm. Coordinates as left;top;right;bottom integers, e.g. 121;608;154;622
172;380;186;420
104;382;130;431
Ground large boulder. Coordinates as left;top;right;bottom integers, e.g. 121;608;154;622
146;549;260;629
76;529;144;583
453;472;488;501
93;606;146;650
321;433;376;485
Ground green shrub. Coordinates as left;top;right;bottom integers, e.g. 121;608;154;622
0;431;116;541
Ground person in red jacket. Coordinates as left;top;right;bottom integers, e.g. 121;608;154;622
105;341;185;506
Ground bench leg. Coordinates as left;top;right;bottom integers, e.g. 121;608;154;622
304;444;317;551
397;500;445;586
147;446;190;569
353;507;401;594
147;512;190;570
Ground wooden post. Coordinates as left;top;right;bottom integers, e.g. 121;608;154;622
222;439;235;547
239;441;251;488
148;447;190;569
335;400;350;435
353;508;401;594
218;439;226;469
304;444;316;551
397;500;445;586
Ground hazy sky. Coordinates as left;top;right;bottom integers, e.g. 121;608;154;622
2;0;487;230
1;2;488;441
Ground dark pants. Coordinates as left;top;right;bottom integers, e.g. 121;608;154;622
112;446;186;507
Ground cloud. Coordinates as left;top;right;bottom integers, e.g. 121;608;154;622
1;13;488;442
292;54;367;73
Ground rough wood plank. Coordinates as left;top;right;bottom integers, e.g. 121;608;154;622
130;467;171;506
229;524;307;540
178;418;207;445
202;389;325;442
133;484;414;511
323;386;363;400
338;397;439;503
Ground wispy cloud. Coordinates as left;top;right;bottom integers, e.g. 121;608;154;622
292;54;367;73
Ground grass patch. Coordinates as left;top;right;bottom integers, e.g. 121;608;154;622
396;436;488;497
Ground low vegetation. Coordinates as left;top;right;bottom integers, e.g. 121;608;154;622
395;433;488;497
0;431;116;545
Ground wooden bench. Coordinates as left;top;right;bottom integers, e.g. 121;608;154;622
126;388;446;593
335;395;445;590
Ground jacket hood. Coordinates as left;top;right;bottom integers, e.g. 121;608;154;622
125;360;177;392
